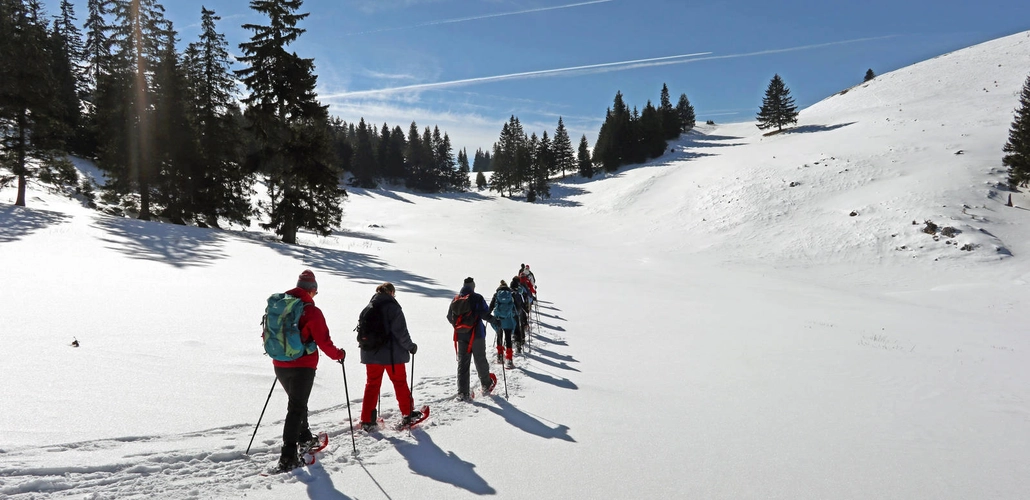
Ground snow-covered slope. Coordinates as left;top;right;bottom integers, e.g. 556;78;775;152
1;31;1029;500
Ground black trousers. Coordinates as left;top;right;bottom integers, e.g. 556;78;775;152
274;366;315;447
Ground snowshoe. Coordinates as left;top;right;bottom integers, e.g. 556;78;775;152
484;373;497;394
397;405;430;430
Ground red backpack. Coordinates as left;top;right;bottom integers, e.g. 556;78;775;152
448;293;477;353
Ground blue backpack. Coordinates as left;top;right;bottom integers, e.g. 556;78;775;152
262;293;316;361
493;289;517;330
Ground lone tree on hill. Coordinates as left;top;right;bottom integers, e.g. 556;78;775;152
756;74;799;132
1004;74;1030;188
864;69;876;82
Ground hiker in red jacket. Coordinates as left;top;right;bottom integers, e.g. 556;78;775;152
273;270;345;472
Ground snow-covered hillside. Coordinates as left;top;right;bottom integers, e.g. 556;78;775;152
1;31;1029;500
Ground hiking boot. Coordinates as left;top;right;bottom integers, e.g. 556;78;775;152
360;421;378;433
298;432;318;451
484;373;497;394
456;393;472;402
400;410;423;427
275;445;303;473
496;353;504;363
515;342;523;354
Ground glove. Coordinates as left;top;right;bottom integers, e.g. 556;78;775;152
335;349;346;363
409;343;418;355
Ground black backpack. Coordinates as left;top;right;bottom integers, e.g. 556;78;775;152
355;298;390;350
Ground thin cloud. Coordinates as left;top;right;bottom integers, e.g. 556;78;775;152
324;35;897;100
345;0;615;35
324;52;714;99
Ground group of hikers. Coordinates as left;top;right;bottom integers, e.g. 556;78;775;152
262;265;538;473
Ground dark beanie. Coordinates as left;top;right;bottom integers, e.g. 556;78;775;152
297;269;318;291
463;276;475;286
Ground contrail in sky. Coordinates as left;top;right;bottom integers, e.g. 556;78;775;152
345;0;615;35
324;52;713;98
324;35;897;100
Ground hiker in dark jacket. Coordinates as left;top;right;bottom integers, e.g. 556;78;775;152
489;280;523;365
447;277;496;401
510;275;530;350
359;282;420;431
273;270;345;472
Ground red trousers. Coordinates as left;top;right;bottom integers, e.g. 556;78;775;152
361;363;412;422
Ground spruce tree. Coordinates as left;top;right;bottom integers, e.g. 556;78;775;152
475;170;486;190
454;146;471;191
552;116;575;178
864;69;875;82
351;118;376;188
50;0;87;153
385;124;406;182
236;0;343;244
756;74;799;132
660;83;680;140
1;0;72;207
532;130;552;200
676;93;695;133
1004;74;1030;188
97;0;171;220
182;6;249;228
577;134;593;178
640;100;666;159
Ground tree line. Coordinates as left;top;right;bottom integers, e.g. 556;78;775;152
487;84;697;200
0;0;474;244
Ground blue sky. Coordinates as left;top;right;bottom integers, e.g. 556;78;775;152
60;0;1030;156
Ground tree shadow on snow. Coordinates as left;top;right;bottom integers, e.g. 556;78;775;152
0;204;70;243
781;122;856;134
386;429;496;495
293;462;353;500
258;241;454;300
329;226;394;244
94;215;229;268
477;397;575;442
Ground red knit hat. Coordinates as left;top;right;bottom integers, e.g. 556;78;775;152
297;269;318;291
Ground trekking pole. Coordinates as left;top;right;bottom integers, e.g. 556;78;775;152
500;348;509;399
340;360;357;455
409;353;416;410
246;378;277;455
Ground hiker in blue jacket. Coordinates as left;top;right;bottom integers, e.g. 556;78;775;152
447;277;496;401
489;280;523;366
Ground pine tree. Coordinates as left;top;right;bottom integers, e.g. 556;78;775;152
756;74;799;132
1;0;74;207
552;116;575;178
182;6;249;228
236;0;342;244
351;118;376;188
83;0;112;100
472;148;491;172
640;100;666;159
676;93;695;133
96;0;172;220
153;25;201;225
50;0;88;153
1004;74;1030;188
577;134;593;178
659;83;680;140
385;124;406;182
490;116;526;197
454;146;471;191
475;170;486;190
532;130;552;200
864;68;875;82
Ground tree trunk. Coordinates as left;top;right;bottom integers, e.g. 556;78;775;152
15;112;27;207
